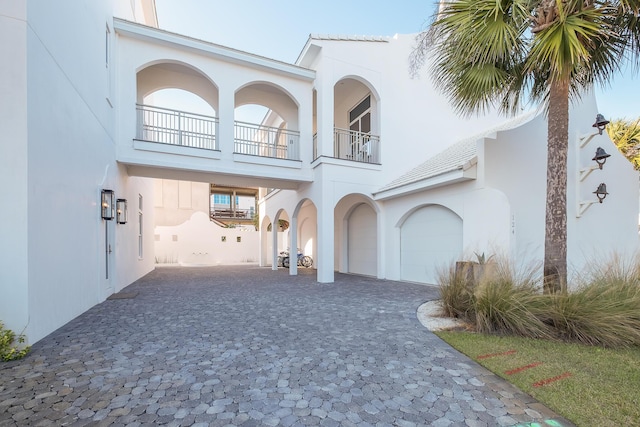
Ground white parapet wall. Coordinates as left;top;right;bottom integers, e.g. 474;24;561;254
154;211;261;265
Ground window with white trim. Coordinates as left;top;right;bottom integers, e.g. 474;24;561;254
349;95;371;134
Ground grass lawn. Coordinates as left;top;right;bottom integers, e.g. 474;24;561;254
436;331;640;427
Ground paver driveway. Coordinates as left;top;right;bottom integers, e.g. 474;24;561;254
0;266;572;426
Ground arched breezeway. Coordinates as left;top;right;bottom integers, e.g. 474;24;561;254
399;204;463;285
288;199;317;275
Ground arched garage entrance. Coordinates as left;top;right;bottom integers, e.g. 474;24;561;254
347;203;377;276
400;205;462;284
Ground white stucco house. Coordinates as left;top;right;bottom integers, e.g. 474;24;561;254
2;0;638;344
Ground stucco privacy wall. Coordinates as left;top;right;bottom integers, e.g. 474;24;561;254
483;94;640;279
565;95;640;274
155;212;259;265
154;179;211;226
0;1;29;336
0;1;156;344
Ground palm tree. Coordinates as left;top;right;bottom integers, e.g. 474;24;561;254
607;118;640;169
411;0;640;292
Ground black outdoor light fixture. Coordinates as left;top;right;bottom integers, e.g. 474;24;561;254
101;189;115;220
592;114;610;135
592;147;611;169
116;198;128;224
594;183;609;203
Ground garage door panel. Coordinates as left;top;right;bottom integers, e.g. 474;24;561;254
348;204;377;276
400;205;462;284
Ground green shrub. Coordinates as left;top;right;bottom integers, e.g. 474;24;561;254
0;322;30;361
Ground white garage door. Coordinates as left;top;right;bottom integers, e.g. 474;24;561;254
348;204;377;276
400;205;462;284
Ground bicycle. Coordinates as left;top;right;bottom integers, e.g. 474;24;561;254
277;251;288;267
281;249;313;268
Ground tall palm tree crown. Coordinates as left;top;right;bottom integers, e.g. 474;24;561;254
411;0;640;292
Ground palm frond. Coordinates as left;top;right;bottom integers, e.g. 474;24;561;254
421;0;530;115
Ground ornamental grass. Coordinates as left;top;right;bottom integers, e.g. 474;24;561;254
436;254;640;348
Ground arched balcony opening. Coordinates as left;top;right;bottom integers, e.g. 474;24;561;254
235;83;300;160
136;62;219;151
333;78;380;164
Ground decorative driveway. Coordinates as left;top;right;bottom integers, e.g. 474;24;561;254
0;266;572;426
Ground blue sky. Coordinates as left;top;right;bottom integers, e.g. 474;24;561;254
154;0;639;121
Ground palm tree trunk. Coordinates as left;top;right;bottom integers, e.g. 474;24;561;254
543;79;569;293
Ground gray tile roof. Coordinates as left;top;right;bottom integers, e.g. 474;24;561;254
377;111;538;193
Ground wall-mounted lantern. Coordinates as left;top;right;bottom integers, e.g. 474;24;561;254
592;114;610;135
580;113;610;147
592;147;611;170
577;114;610;218
101;189;115;220
116;198;128;224
593;183;608;203
578;182;610;216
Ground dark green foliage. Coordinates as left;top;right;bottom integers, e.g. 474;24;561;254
0;321;30;361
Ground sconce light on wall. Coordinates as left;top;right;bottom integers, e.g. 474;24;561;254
578;182;609;216
116;199;128;224
592;147;611;169
101;189;115;220
593;182;608;203
592;114;610;135
580;113;610;147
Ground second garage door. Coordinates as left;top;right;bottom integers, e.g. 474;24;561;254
400;205;462;284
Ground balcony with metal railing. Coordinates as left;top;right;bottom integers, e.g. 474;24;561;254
333;128;380;164
136;104;218;150
234;121;300;161
135;104;301;162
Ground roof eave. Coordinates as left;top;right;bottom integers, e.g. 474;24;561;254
114;19;315;81
373;165;477;201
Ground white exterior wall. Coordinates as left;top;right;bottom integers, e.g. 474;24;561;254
483;93;639;282
154;179;210;226
566;95;640;274
483;116;548;262
0;1;29;336
0;1;156;344
155;212;259;265
311;35;508;182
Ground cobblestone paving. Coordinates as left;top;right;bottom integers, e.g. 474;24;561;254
0;266;574;426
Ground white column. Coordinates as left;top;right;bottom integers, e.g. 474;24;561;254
289;216;298;276
376;206;385;279
0;3;29;338
316;76;334;158
316;184;335;283
217;85;235;159
271;221;279;271
295;85;313;162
